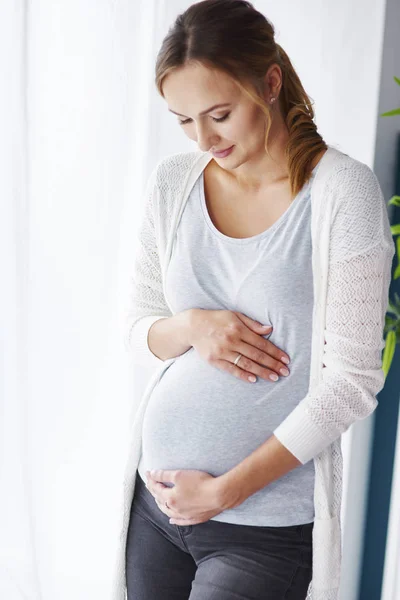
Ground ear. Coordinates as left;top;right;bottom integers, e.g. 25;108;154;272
262;63;282;102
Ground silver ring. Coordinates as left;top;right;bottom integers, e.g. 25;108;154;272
234;353;242;366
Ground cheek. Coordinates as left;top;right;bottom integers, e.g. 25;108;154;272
231;112;260;141
224;121;248;142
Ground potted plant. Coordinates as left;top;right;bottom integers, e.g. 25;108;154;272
381;75;400;378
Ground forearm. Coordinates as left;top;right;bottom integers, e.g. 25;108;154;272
147;308;197;361
217;434;302;510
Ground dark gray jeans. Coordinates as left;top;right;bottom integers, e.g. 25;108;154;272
126;472;313;599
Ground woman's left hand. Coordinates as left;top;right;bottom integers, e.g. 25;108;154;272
145;468;226;525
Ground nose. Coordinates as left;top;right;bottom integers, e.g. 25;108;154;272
196;122;219;153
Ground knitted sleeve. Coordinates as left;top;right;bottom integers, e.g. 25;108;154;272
124;162;173;368
273;162;395;465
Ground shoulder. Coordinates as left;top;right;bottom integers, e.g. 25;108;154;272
313;149;384;229
152;150;205;189
321;150;393;255
323;150;381;202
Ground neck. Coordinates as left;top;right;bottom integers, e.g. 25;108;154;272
220;116;290;194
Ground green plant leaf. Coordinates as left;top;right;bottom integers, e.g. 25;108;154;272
395;238;400;279
388;195;400;207
384;320;398;334
388;300;400;317
394;76;400;86
391;224;400;235
382;330;396;378
385;314;397;327
380;108;400;117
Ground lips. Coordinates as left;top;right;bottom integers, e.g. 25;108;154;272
212;145;234;157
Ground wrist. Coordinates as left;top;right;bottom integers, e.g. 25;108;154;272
215;470;246;511
181;308;202;347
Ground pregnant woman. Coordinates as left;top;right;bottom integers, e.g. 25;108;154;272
116;1;395;599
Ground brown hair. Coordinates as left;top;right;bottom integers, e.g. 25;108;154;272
154;0;327;199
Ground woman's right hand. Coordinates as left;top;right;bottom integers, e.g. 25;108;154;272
188;309;291;383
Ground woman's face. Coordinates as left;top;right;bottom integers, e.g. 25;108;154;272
162;62;272;166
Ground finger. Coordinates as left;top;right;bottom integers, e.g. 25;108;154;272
155;499;182;519
146;481;171;505
238;339;290;373
241;326;290;365
148;469;178;483
146;483;177;514
148;479;168;492
211;357;281;384
227;348;289;381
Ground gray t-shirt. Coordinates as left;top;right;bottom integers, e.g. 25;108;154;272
137;166;318;526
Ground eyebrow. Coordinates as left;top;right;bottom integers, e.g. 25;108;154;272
168;103;231;117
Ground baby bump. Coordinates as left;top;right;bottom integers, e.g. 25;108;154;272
140;347;308;478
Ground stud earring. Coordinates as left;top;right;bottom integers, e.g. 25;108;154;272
270;97;276;104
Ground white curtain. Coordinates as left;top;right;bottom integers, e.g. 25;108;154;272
0;1;392;599
0;1;192;597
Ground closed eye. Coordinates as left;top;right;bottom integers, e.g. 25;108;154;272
178;113;231;126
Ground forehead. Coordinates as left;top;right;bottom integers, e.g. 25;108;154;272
163;63;240;114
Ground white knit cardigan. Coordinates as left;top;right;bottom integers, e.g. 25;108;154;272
111;145;395;600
